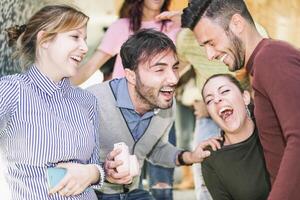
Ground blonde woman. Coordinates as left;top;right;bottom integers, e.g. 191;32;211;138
2;5;104;199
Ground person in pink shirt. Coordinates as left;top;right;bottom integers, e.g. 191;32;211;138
71;0;181;85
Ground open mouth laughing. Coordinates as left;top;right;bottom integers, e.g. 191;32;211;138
218;106;233;121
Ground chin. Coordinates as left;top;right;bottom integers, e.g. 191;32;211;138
158;102;173;109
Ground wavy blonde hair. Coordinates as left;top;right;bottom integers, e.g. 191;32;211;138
6;4;89;69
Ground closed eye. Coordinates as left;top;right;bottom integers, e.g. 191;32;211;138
71;35;79;39
221;89;230;94
205;98;213;105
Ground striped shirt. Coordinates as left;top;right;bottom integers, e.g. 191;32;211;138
0;66;101;200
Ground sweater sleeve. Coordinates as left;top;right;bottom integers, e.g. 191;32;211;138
254;42;300;199
146;120;178;168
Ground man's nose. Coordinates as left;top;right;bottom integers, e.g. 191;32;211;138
206;46;217;61
167;69;179;85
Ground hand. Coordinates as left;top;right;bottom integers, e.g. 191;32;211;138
155;11;182;32
189;136;223;163
193;100;209;119
48;163;99;197
104;149;133;184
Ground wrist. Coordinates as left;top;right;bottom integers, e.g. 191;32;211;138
91;164;105;188
178;150;192;166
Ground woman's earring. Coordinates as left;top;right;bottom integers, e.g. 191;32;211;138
246;106;251;118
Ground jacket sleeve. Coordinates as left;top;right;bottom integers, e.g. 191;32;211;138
146;121;179;168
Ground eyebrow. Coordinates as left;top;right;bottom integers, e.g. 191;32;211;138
199;39;211;47
150;60;179;68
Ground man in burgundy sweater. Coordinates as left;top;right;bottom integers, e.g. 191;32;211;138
180;0;300;199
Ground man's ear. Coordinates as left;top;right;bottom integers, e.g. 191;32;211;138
37;30;49;49
124;68;136;85
229;13;245;35
243;90;251;106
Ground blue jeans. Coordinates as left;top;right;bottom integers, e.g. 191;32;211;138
192;117;220;200
95;189;154;200
147;123;176;200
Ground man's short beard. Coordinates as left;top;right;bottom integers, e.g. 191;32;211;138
135;72;156;111
226;30;245;71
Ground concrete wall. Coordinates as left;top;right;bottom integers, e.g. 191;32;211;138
0;0;117;77
0;0;45;76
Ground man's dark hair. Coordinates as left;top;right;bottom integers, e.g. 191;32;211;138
120;29;177;71
182;0;255;30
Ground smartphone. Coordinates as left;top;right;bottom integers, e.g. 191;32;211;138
46;167;67;189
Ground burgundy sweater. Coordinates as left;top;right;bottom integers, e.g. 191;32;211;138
246;38;300;200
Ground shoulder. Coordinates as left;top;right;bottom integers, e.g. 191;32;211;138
69;86;98;106
254;39;300;73
86;81;111;99
176;28;198;51
0;74;25;107
257;39;298;58
176;29;193;40
107;18;130;31
0;74;25;91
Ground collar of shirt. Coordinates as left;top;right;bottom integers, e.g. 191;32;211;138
27;65;70;97
110;78;160;119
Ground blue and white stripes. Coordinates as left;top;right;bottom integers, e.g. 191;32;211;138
0;66;101;200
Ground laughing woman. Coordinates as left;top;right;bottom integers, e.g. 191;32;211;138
1;5;104;200
200;74;270;200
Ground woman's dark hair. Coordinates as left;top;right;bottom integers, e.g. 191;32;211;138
119;0;171;32
202;73;254;120
201;73;244;99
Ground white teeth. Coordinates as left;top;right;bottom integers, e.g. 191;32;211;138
71;56;82;62
218;106;232;116
220;54;227;63
161;88;174;92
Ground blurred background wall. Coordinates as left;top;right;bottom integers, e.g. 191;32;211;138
0;0;299;76
0;0;45;75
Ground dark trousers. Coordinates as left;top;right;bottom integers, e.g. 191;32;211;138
95;189;154;200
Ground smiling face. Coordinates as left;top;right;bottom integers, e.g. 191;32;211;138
193;17;245;72
202;76;250;133
132;49;179;111
38;26;88;82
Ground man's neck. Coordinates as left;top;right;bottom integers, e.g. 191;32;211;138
244;28;264;66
